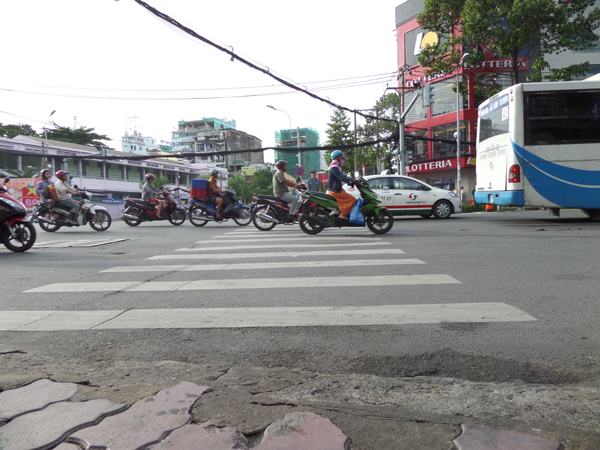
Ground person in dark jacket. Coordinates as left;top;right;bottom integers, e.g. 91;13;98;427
326;150;355;219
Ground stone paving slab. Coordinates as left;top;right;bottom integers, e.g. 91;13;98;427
69;381;209;450
0;399;126;450
454;423;561;450
0;378;77;421
147;423;249;450
254;412;350;450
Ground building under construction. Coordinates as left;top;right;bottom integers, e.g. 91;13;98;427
171;118;263;170
273;127;320;178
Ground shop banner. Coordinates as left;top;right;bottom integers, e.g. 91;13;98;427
5;177;42;210
406;156;475;174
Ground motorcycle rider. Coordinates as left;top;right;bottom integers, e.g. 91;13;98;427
326;150;356;220
207;168;228;219
54;170;81;225
273;160;301;220
142;173;166;218
35;169;54;203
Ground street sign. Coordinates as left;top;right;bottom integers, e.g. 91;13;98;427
296;167;304;176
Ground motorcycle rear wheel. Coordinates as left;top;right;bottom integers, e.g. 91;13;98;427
234;207;252;226
252;205;277;231
366;209;394;234
2;222;36;252
188;206;209;227
299;217;324;235
38;212;61;232
89;210;112;231
168;209;186;226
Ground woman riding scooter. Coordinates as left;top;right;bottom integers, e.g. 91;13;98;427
326;150;356;220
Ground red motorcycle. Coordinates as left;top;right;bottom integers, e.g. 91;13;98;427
251;184;310;231
0;177;36;252
121;190;186;226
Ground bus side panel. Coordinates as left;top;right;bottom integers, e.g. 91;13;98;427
513;142;600;209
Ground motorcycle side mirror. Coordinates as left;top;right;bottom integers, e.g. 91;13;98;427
74;185;79;189
4;177;10;183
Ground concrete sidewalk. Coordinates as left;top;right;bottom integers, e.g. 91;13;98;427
0;365;599;449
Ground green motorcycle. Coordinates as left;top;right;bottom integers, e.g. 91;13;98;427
298;178;394;235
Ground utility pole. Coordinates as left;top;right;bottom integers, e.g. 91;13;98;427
376;108;380;173
297;127;301;171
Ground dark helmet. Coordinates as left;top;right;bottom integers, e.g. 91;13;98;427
276;160;288;170
55;170;68;178
145;173;155;180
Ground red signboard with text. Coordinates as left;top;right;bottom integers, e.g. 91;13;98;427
405;156;475;175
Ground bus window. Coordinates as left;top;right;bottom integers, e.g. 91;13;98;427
526;91;600;145
479;94;510;141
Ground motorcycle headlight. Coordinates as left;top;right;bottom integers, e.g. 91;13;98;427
375;193;381;202
2;199;25;211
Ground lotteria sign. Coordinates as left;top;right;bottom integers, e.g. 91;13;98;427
406;156;475;174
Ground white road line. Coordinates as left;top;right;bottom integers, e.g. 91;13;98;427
33;239;128;248
1;303;536;331
24;274;460;293
207;236;381;243
222;229;372;236
176;242;391;252
101;259;426;273
148;249;405;260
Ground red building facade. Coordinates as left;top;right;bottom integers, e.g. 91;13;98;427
395;0;526;200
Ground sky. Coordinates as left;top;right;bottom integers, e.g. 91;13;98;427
1;0;401;163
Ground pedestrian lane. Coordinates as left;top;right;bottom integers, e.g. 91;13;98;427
8;227;537;331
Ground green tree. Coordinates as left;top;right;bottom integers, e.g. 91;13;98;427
324;108;354;174
358;93;400;172
250;168;274;196
44;123;112;147
227;174;252;203
138;175;169;190
0;123;39;138
417;0;600;85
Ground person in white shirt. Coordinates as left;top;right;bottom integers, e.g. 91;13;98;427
54;170;80;225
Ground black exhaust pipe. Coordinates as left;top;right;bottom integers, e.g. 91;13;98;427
300;212;324;226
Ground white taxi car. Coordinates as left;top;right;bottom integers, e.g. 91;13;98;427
364;174;462;219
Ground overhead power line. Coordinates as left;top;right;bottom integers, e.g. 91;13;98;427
129;0;397;124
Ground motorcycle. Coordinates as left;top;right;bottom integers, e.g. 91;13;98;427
251;184;307;231
297;178;394;235
121;189;186;226
31;185;112;232
0;177;36;252
188;190;252;227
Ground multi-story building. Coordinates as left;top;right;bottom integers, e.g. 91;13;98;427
395;0;600;201
121;131;160;155
273;127;321;178
0;135;224;217
171;118;263;169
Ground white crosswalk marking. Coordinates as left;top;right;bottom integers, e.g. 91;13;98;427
33;238;128;248
16;226;539;331
175;242;391;252
1;303;536;331
24;274;460;293
101;259;426;273
148;248;405;260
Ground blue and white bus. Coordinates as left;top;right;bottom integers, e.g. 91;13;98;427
474;75;600;219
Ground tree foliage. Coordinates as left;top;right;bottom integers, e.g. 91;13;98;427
228;174;253;203
0;123;39;138
417;0;600;84
249;168;274;196
323;108;354;173
44;123;112;147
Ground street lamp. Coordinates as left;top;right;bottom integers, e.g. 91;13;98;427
456;53;470;200
42;110;56;169
267;105;301;170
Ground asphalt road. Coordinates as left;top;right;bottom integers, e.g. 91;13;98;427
1;209;599;388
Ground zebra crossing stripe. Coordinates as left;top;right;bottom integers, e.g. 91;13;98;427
207;236;381;243
101;259;426;273
1;303;536;331
24;274;459;293
176;242;391;252
148;249;405;260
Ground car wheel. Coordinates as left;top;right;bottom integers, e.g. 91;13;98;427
432;200;452;219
